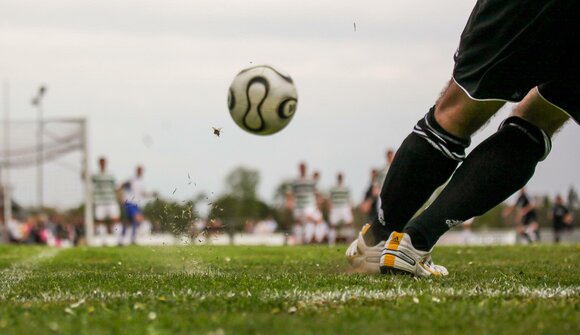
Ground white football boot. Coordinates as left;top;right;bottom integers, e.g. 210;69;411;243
379;231;449;277
345;224;385;274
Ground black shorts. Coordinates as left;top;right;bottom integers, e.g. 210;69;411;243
453;0;580;123
521;211;537;226
553;221;566;232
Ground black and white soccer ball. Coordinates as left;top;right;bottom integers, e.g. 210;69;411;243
227;65;298;135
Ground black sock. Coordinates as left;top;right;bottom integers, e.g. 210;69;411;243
404;117;551;251
364;106;469;245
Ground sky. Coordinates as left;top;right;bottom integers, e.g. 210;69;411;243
1;0;579;212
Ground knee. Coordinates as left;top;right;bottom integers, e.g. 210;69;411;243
435;80;504;138
511;88;570;137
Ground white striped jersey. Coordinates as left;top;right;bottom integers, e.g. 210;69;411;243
291;178;317;209
91;173;117;206
330;185;351;208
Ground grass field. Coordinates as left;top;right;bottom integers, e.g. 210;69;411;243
0;244;579;335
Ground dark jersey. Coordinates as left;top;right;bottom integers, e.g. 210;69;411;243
515;193;531;208
364;185;373;202
515;192;537;224
364;184;378;222
552;204;570;230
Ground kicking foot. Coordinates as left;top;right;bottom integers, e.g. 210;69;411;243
345;224;385;274
380;231;448;277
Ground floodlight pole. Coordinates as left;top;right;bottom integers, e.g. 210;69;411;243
32;85;47;211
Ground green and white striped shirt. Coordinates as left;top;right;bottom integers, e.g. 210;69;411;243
330;185;350;208
92;173;117;205
291;178;317;209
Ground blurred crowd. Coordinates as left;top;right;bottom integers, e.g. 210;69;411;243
3;214;83;247
1;150;577;247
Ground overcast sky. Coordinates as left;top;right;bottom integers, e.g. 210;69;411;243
1;0;579;211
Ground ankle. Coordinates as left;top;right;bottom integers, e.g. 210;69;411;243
403;226;431;251
363;222;391;246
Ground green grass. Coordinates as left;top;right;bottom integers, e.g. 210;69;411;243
0;244;579;335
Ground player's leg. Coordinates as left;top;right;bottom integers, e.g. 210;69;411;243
517;221;532;244
349;80;502;274
328;227;337;246
118;221;128;246
94;205;106;246
95;222;106;246
529;220;540;242
381;88;570;276
314;221;329;244
553;223;561;243
328;209;339;246
365;79;504;245
343;208;355;242
108;204;122;243
303;221;315;244
292;222;303;245
316;210;326;244
101;208;117;246
402;87;569;254
524;209;541;242
119;202;134;246
130;211;143;245
292;209;304;245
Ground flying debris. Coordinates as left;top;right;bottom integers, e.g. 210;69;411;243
212;127;222;137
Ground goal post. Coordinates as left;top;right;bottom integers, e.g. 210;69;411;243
0;117;94;245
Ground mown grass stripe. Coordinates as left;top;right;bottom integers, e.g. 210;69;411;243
5;285;579;304
0;248;60;298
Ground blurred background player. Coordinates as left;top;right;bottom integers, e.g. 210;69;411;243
375;149;396;190
503;187;540;243
311;170;329;244
551;194;573;243
568;187;579;212
375;149;396;224
119;165;150;245
91;157;121;246
312;170;326;217
286;162;320;244
328;172;354;245
360;168;379;223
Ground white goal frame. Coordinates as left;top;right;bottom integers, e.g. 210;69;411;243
0;118;94;245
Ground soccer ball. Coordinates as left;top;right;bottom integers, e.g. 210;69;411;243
227;65;298;135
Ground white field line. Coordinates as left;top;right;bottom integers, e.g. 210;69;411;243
7;285;580;304
0;248;60;299
180;258;224;277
